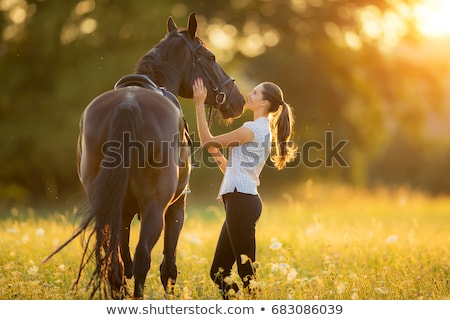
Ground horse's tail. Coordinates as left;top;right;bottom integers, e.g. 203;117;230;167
84;96;143;298
43;95;142;298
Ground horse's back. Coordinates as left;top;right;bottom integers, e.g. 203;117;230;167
78;86;187;200
82;87;182;139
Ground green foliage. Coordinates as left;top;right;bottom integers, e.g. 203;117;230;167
1;0;449;205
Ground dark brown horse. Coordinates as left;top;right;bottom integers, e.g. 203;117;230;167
45;13;245;299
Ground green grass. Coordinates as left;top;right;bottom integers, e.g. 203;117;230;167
0;183;449;299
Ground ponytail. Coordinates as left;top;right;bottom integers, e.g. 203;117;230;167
270;101;297;170
261;82;297;170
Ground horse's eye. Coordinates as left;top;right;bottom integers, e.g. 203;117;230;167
209;55;216;62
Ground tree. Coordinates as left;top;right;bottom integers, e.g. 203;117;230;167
1;0;449;205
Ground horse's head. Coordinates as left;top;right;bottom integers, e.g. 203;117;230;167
136;13;245;120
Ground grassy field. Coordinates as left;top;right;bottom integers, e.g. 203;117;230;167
0;182;449;300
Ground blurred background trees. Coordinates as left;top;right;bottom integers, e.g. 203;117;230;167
1;0;449;206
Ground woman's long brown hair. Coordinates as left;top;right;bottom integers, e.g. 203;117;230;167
261;82;297;170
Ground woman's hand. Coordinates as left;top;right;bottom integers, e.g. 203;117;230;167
193;77;207;107
193;77;253;152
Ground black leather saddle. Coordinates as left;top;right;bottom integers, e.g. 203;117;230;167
114;74;159;90
114;74;192;146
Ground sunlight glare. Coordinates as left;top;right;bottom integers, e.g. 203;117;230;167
79;17;97;35
238;33;266;57
207;24;236;50
414;0;450;38
0;0;23;11
262;29;280;47
74;0;95;17
8;4;26;24
344;31;362;50
357;5;408;51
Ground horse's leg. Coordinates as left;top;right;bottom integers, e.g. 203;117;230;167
160;194;186;292
120;212;136;281
133;200;164;299
120;216;134;281
120;193;138;280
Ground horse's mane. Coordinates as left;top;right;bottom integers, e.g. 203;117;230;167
134;32;185;90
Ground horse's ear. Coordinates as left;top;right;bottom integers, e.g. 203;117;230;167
187;12;197;39
167;16;178;33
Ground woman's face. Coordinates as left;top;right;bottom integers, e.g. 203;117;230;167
246;83;266;110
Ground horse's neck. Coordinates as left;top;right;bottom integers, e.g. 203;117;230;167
135;53;181;95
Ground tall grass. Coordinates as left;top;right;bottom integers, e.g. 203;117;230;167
0;183;449;299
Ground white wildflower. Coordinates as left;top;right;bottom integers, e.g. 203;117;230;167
28;266;39;276
21;235;30;243
52;239;60;247
336;282;346;294
269;238;282;250
36;228;45;237
183;232;201;244
349;272;359;280
287;268;298;282
279;263;290;274
224;276;234;285
271;263;279;272
182;285;192;299
249;279;259;290
305;220;323;236
375;287;388;295
385;235;398;244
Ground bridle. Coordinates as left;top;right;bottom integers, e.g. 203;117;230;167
177;32;235;111
177;32;235;168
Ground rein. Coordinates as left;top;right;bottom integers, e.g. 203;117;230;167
177;32;229;168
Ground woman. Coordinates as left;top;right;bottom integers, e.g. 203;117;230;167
192;78;296;299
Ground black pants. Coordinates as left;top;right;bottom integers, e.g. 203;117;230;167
209;191;262;298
